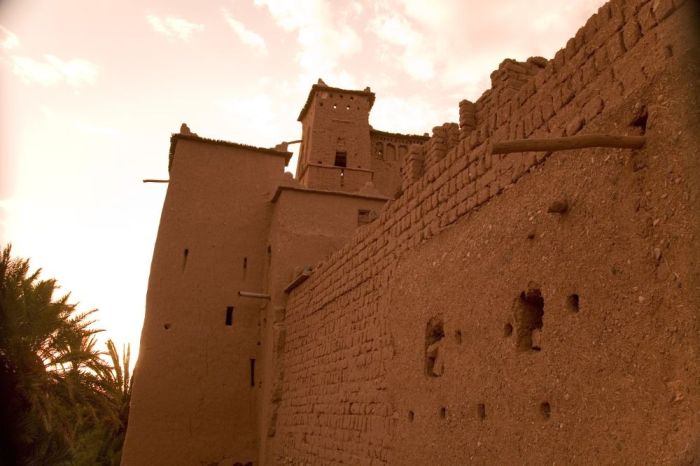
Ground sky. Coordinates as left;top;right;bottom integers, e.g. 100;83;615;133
0;0;605;365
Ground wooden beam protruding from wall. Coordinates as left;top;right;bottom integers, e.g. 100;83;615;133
491;134;646;154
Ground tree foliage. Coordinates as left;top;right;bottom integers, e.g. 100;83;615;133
0;244;132;465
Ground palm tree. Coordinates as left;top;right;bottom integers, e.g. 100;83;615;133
0;244;116;465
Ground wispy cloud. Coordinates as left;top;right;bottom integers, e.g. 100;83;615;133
222;8;267;55
255;0;362;88
366;8;437;82
146;15;204;42
0;25;19;50
11;55;97;87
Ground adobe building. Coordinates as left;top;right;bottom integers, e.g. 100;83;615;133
123;0;700;464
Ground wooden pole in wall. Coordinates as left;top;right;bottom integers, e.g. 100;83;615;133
238;291;271;299
143;179;170;183
491;134;646;154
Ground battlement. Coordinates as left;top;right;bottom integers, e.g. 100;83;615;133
297;79;376;122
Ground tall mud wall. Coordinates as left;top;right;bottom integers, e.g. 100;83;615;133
273;0;699;464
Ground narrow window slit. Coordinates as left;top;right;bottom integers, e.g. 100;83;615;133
226;306;234;326
540;401;551;420
478;403;486;420
182;248;189;270
250;359;256;387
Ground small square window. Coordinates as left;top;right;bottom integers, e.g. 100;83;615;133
358;209;372;225
335;151;347;168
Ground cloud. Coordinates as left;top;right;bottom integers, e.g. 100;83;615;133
221;8;268;55
73;121;121;137
11;55;97;87
254;0;362;88
146;15;204;42
370;95;453;135
366;8;437;82
0;26;19;50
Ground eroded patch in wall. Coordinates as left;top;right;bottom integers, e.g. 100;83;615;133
425;316;445;377
513;286;544;352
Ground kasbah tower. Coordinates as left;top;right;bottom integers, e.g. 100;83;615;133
122;0;700;464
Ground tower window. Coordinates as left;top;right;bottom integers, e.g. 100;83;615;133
335;151;347;168
225;306;234;326
358;209;371;225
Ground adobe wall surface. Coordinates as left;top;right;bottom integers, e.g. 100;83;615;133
123;139;289;466
258;188;389;465
370;131;430;198
274;0;699;464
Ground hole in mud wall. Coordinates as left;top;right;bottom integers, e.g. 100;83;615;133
455;330;462;344
182;248;189;271
630;106;648;133
226;306;234;326
425;316;445;377
664;45;673;58
514;287;544;352
566;294;580;313
408;411;415;422
243;257;248;269
540;401;551;420
504;323;513;337
478;403;486;421
250;359;256;387
163;323;171;330
440;407;446;419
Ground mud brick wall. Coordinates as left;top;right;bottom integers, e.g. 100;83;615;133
274;0;697;464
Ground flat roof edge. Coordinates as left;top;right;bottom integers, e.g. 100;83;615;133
271;185;391;203
169;133;292;171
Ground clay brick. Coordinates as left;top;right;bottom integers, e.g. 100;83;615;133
651;0;676;21
532;106;544;130
609;2;626;30
581;58;597;86
570;68;583;92
523;111;533;136
622;20;642;50
637;2;658;33
540;95;554;122
552;49;565;72
596;2;612;27
476;187;490;205
583;96;605;121
594;45;610;71
574;27;586;52
565;116;585;135
607;31;626;61
561;80;575;107
583;13;600;42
